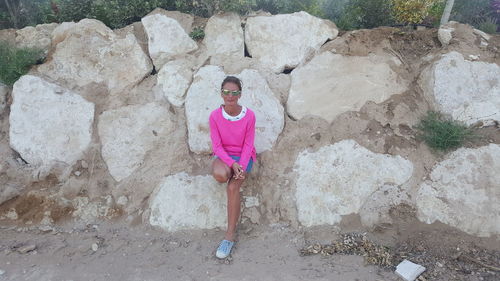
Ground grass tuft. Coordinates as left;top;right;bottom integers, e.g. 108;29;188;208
416;111;479;152
0;41;44;86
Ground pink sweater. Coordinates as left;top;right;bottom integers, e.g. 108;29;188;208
209;106;257;170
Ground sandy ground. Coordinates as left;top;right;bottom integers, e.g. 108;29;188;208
1;213;499;281
0;223;397;281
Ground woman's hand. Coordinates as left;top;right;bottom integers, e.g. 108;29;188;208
232;162;245;180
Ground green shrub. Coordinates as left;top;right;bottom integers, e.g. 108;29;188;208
416;111;478;152
57;0;176;29
57;0;94;23
338;0;394;30
451;0;493;27
425;0;445;27
189;26;205;40
0;41;44;86
391;0;439;25
477;17;498;34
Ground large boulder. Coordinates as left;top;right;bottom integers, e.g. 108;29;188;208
149;172;226;231
419;51;500;125
9;75;94;173
98;103;174;182
203;13;244;59
141;13;198;69
15;23;58;54
287;52;407;122
294;140;413;227
245;11;338;73
38;19;152;95
156;59;193;107
416;144;500;237
185;65;284;154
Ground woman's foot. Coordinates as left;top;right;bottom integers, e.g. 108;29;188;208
215;239;234;259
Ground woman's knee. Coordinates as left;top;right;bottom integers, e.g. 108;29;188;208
213;170;229;183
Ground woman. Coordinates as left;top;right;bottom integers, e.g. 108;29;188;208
209;76;256;259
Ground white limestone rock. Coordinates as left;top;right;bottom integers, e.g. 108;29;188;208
149;173;226;231
9;75;94;173
438;27;454;46
294;140;413;227
15;23;58;54
419;51;500;125
156;59;193;107
98;103;174;182
146;8;194;34
185;65;284;154
437;21;457;46
38;19;152;95
141;13;198;69
416;144;500;237
287;52;408;122
245;11;338;73
204;13;244;59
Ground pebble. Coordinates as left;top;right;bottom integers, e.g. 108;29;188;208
91;243;99;251
18;245;36;254
74;171;81;176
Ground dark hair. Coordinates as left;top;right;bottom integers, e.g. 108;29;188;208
221;76;242;91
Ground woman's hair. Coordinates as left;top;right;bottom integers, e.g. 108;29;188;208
221;76;242;91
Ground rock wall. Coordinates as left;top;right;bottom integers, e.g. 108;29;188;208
0;11;499;238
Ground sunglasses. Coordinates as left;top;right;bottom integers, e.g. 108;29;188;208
221;89;241;96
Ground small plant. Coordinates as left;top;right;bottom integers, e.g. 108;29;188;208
477;17;498;34
189;26;205;40
0;41;44;86
416;111;478;152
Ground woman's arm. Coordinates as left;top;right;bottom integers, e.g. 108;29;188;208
209;113;236;168
238;112;255;171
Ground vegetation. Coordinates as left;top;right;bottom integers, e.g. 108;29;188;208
391;0;440;25
416;111;478;152
0;41;44;86
189;26;205;40
0;0;497;32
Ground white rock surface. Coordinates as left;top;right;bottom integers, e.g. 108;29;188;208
204;13;244;59
98;103;173;182
38;19;152;95
141;13;198;69
185;65;284;154
438;26;454;46
0;83;7;114
15;23;58;53
245;11;338;73
156;59;193;107
146;8;194;34
9;75;94;172
149;173;226;231
287;52;407;122
294;140;413;227
416;144;500;237
419;51;500;125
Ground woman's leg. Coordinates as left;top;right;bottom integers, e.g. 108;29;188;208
212;158;232;183
225;177;244;241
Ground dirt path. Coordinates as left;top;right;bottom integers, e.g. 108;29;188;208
0;223;397;281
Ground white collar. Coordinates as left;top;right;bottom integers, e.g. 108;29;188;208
222;105;247;121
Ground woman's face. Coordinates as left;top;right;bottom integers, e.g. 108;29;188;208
221;82;241;106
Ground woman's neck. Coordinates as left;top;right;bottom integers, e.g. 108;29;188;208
223;104;241;116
